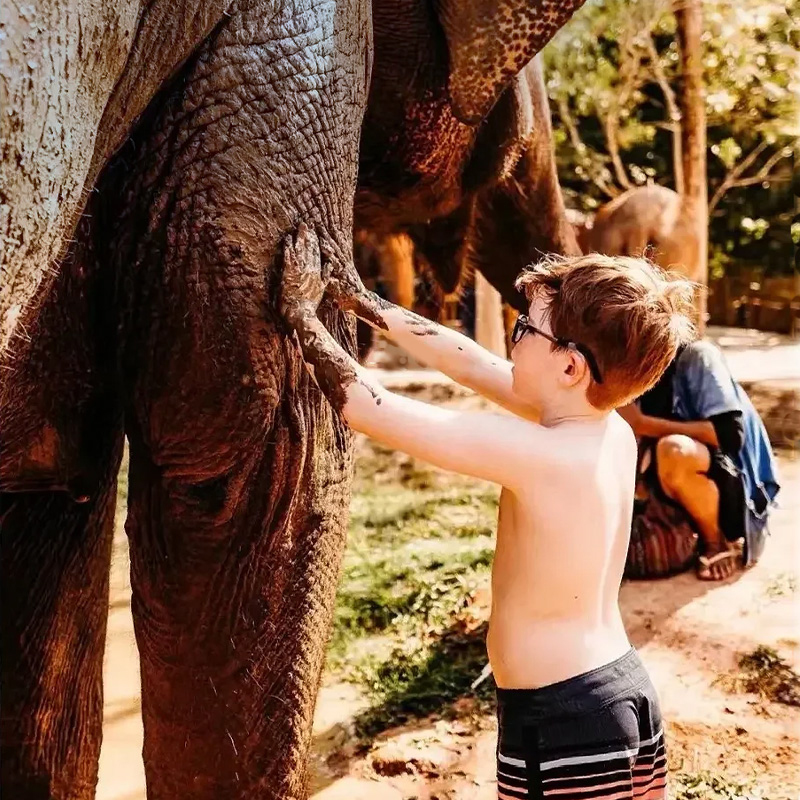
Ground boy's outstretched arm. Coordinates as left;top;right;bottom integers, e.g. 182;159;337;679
317;241;538;420
280;225;535;489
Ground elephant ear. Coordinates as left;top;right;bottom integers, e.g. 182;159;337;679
436;0;586;125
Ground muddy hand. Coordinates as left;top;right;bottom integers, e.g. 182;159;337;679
280;223;330;326
316;233;389;332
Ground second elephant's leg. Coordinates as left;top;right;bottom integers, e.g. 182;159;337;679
0;224;123;800
102;1;371;797
375;233;416;308
467;58;580;309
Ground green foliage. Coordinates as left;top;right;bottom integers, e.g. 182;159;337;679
735;645;800;706
545;0;799;277
673;771;772;800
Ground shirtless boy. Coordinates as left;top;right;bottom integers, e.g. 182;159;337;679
280;225;694;799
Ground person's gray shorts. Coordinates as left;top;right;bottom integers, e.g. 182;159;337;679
495;648;666;799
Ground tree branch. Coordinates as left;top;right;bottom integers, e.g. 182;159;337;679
556;97;619;199
726;170;791;189
557;96;584;152
601;112;632;190
644;33;684;194
708;140;787;213
599;16;652;193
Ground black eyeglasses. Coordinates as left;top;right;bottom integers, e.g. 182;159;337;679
511;314;604;384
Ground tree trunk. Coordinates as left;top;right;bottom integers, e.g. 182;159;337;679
674;0;708;331
475;271;507;357
377;233;416;308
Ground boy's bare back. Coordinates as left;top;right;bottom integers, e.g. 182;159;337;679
487;412;636;688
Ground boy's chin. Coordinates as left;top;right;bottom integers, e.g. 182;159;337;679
511;378;540;407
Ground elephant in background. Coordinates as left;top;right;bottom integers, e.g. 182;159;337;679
353;38;583;355
356;20;581;312
1;1;586;797
575;185;701;280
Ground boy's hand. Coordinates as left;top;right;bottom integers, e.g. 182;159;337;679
279;224;358;408
280;223;329;327
281;223;387;332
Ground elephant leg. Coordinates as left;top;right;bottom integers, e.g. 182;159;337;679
408;202;473;297
468;144;580;312
467;58;580;311
375;233;416;308
0;221;123;799
100;1;371;797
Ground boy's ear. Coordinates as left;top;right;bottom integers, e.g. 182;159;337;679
561;350;588;387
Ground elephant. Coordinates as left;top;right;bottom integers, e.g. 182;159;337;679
576;184;701;281
0;1;585;797
352;39;583;355
355;19;581;309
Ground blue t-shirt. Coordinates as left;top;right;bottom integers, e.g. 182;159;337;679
671;341;780;564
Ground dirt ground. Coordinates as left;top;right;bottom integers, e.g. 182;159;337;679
97;445;799;800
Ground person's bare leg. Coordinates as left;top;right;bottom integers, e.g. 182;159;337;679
656;435;738;580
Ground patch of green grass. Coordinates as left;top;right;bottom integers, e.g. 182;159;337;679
349;486;498;546
672;771;772;800
763;572;798;599
329;530;494;731
328;542;492;666
326;439;499;732
734;645;800;706
331;475;497;660
352;621;493;738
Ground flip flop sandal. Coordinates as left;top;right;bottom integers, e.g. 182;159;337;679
697;550;741;581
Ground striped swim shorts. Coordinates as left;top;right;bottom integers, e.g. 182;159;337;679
495;648;666;799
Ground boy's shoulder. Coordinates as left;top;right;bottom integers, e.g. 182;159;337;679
523;416;636;502
527;413;635;467
609;411;638;459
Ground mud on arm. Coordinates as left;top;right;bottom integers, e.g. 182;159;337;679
312;242;538;419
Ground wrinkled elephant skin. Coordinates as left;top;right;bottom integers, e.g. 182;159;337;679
2;2;370;798
356;2;581;312
0;0;234;355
